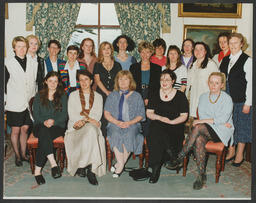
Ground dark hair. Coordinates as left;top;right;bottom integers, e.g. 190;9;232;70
152;38;167;54
67;45;79;54
161;69;177;86
181;38;195;54
77;69;93;82
166;45;183;70
78;38;96;59
39;71;64;111
192;42;211;69
112;35;136;52
47;40;61;49
212;32;230;55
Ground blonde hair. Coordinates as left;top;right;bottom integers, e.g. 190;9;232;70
208;72;226;90
97;41;114;63
114;70;136;91
138;41;154;53
12;36;28;49
26;34;41;47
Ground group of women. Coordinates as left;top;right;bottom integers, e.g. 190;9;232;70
4;32;252;190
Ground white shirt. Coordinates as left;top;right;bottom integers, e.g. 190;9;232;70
228;50;252;106
64;60;80;87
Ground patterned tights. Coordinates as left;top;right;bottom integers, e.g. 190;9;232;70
179;123;212;175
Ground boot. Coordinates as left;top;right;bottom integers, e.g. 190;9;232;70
149;164;161;184
86;165;98;185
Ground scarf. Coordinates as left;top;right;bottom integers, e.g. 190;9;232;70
181;55;194;69
118;90;129;121
218;50;231;62
79;88;94;121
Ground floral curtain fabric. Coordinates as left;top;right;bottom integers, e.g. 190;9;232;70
26;3;81;58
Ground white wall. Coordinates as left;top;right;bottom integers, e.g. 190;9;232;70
162;3;253;55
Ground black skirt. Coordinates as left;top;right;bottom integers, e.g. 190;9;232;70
205;123;221;143
6;109;32;127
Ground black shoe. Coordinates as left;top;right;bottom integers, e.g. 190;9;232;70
225;155;235;163
75;168;86;177
165;160;179;170
231;159;244;167
21;155;29;163
87;168;98;185
149;165;161;184
193;175;204;190
51;166;62;179
15;157;23;167
35;175;46;185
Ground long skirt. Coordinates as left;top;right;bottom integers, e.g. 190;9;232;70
64;123;106;177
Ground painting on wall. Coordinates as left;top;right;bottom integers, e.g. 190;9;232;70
5;3;8;19
178;3;242;18
183;25;237;55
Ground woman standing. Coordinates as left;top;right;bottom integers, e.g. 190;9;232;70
59;45;86;95
146;69;189;183
32;71;68;185
65;70;106;186
212;32;231;68
177;72;234;189
112;35;137;70
150;38;167;67
186;42;219;118
164;45;187;92
93;41;122;137
180;39;195;69
104;70;145;178
220;33;252;166
5;36;37;166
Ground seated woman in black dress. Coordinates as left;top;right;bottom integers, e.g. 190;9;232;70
146;69;189;184
32;71;68;185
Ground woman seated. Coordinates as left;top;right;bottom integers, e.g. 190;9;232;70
104;70;145;178
32;71;68;185
64;70;106;186
177;72;234;190
146;69;189;184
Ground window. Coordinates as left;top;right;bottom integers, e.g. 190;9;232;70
68;3;121;54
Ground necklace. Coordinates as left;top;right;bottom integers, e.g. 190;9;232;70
209;92;221;104
161;88;173;99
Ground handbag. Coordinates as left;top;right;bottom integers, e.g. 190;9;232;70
129;168;152;181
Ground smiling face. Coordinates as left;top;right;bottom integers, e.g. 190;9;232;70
14;41;27;58
208;75;224;95
67;50;78;62
194;44;207;60
48;43;60;57
82;40;94;55
118;75;130;91
45;76;58;91
168;49;179;63
160;74;174;91
155;46;165;57
79;74;92;91
28;37;39;54
183;40;193;55
140;48;152;62
218;36;229;52
229;36;243;55
117;38;128;52
102;44;112;58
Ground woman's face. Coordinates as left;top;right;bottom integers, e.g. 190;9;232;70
208;75;223;94
168;49;179;63
46;76;58;91
48;43;60;57
194;44;207;60
67;50;78;62
28;38;39;54
218;36;229;52
79;74;92;91
229;36;243;55
117;38;128;52
82;40;93;55
183;40;193;55
102;44;112;58
118;75;130;91
14;41;27;58
140;48;152;62
160;74;174;90
155;46;165;57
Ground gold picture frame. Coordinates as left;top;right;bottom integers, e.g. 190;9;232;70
5;3;8;19
184;25;237;53
178;3;242;18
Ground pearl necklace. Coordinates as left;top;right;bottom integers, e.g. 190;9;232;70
209;92;221;104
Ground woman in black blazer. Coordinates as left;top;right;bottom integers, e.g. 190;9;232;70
130;41;162;137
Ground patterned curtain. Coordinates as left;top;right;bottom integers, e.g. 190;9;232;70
114;3;170;60
26;3;81;58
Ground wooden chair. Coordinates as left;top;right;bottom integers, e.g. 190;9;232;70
26;97;66;174
106;136;149;171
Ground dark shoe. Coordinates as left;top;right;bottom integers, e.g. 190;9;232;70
51;166;62;179
231;159;244;167
21;155;29;163
15;157;23;167
75;168;86;177
202;173;207;184
193;175;204;190
149;165;161;184
87;169;98;185
225;155;235;163
112;171;122;178
35;175;46;185
165;160;179;170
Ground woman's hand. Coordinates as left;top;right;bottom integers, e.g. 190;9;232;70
106;90;111;96
224;123;232;128
242;105;250;114
44;119;55;128
116;121;130;129
73;120;85;129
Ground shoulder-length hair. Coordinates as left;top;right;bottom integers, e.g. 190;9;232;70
114;70;136;91
181;38;195;54
112;35;136;52
97;41;114;63
166;45;183;69
78;38;96;59
192;42;211;69
39;71;65;111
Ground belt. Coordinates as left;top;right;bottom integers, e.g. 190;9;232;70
141;84;149;89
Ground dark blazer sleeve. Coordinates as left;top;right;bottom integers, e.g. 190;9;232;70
148;63;161;100
129;62;142;94
37;56;45;91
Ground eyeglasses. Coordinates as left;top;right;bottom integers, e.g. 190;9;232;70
160;79;172;82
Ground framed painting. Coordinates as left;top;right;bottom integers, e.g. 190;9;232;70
178;3;242;18
5;3;8;19
183;25;237;54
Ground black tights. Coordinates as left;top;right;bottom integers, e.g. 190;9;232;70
179;123;211;175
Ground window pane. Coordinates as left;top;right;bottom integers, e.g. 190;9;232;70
100;3;119;25
100;28;122;44
76;3;98;25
